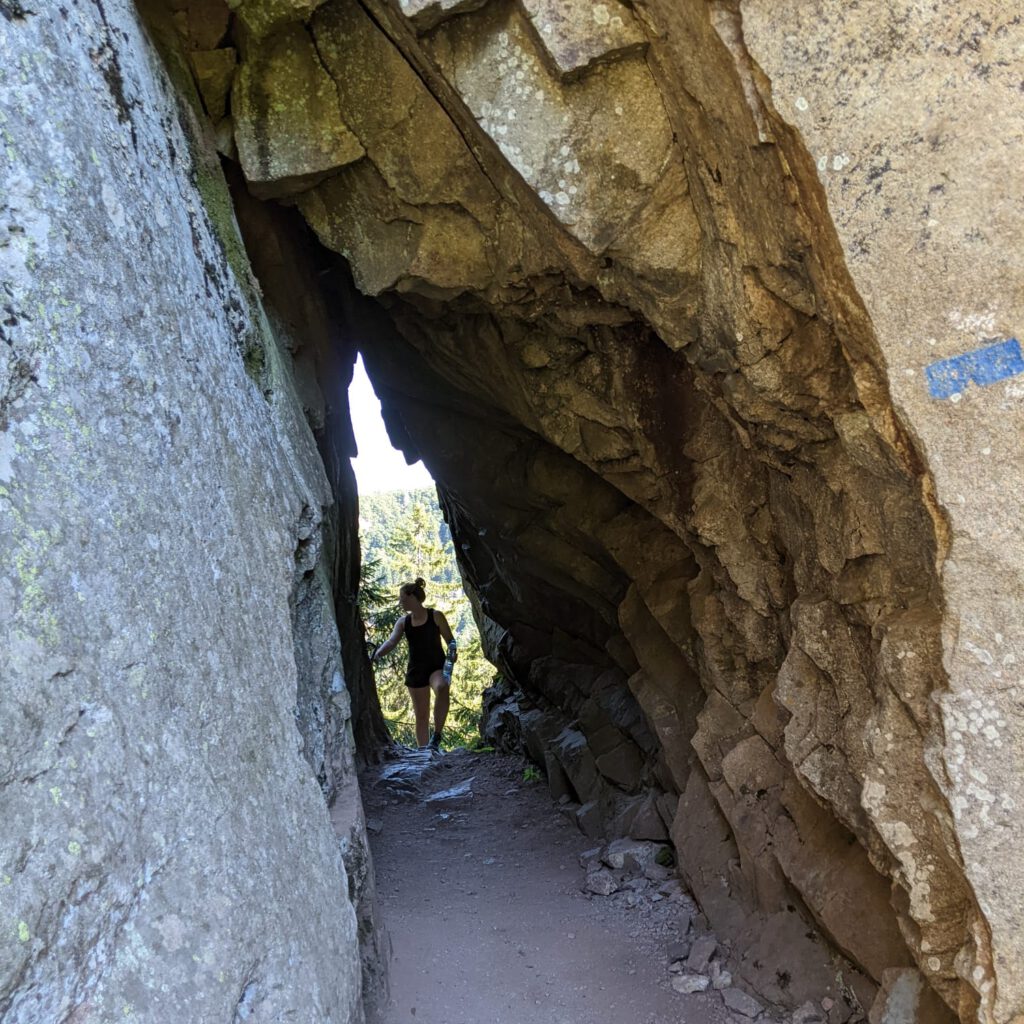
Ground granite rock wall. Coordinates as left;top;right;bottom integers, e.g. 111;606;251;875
216;1;1019;1019
0;1;384;1019
187;0;1019;1019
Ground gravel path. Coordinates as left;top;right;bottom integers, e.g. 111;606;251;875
362;747;740;1024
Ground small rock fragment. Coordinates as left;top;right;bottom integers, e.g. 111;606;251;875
722;986;763;1018
666;939;690;962
789;1002;826;1024
710;961;732;990
644;862;671;882
365;817;383;834
584;868;619;895
671;973;710;994
602;838;658;873
424;778;474;803
685;934;717;973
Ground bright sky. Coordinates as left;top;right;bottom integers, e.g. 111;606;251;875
349;354;434;494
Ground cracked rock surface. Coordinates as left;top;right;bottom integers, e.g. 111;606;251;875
221;2;1016;1020
3;1;1022;1023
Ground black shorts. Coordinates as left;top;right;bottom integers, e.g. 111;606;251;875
405;659;446;689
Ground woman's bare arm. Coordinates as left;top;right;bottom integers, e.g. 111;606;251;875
372;617;405;659
434;610;457;659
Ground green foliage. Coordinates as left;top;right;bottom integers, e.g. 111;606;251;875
358;488;497;748
523;765;542;783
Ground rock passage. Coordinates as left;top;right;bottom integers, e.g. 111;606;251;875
3;1;1021;1021
362;747;854;1024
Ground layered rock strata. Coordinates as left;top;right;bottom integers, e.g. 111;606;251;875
206;1;1020;1020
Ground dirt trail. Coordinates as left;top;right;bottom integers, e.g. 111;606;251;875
361;747;747;1024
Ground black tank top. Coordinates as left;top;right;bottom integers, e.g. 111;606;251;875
404;608;445;668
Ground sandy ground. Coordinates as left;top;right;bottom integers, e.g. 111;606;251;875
362;746;739;1024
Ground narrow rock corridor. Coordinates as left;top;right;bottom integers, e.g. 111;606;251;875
3;2;1021;1022
363;747;826;1024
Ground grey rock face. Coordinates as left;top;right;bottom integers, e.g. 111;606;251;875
0;2;372;1020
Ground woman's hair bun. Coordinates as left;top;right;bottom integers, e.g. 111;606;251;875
414;577;425;587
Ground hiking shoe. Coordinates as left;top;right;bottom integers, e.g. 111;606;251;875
428;732;442;752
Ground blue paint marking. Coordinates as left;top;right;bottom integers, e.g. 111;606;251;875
925;338;1024;399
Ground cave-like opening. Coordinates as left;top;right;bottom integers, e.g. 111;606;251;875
347;352;496;751
5;1;1016;1022
189;0;969;1016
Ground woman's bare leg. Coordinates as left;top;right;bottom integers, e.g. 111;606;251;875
429;669;450;742
409;685;431;747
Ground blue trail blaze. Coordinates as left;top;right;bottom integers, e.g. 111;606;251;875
925;338;1024;399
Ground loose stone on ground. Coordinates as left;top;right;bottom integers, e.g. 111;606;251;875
363;747;857;1024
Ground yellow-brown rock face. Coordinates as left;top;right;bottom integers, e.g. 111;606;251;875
181;1;1021;1021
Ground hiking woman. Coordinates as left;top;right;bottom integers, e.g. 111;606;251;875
371;577;457;751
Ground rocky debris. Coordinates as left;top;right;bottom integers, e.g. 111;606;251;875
533;757;852;1023
788;1004;827;1024
576;836;679;901
672;973;711;994
601;837;662;872
686;934;718;973
644;861;672;882
583;868;619;896
370;746;462;802
666;938;690;961
711;961;734;990
424;778;475;804
724;986;765;1018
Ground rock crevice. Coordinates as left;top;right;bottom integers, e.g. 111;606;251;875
3;1;1021;1023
